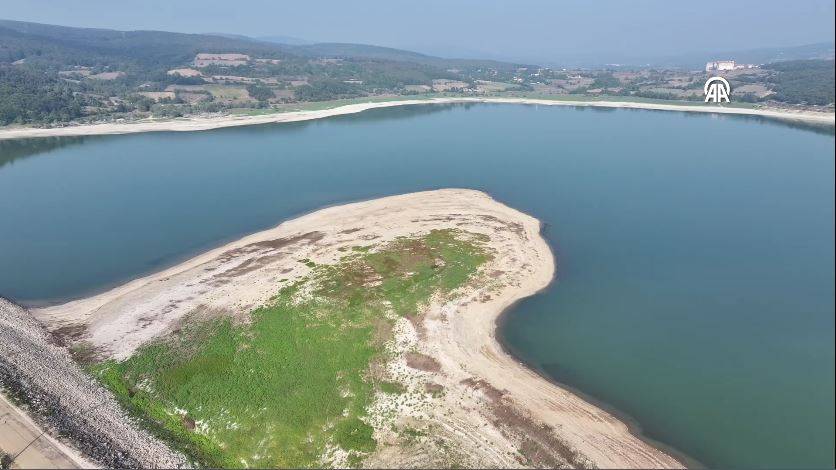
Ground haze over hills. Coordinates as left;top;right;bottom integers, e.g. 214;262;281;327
207;33;314;46
196;30;836;70
603;42;836;70
426;41;836;69
290;41;836;70
257;35;313;46
5;16;827;72
4;0;832;67
0;19;530;70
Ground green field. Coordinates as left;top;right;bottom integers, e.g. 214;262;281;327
92;229;492;468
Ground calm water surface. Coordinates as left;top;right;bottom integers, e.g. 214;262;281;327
1;104;833;468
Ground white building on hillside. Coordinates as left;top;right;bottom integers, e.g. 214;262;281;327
705;60;736;72
705;60;757;72
194;53;250;67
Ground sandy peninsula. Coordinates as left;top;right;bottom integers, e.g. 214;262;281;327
33;189;683;468
0;97;832;141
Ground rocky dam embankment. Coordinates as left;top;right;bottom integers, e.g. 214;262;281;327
0;297;188;468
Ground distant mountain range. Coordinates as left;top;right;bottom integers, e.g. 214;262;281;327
256;35;314;46
0;19;529;72
520;42;835;69
2;18;832;72
206;33;313;46
643;42;835;70
209;31;534;70
207;30;835;70
720;42;834;64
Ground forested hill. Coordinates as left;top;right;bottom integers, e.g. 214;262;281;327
1;19;832;127
0;19;534;125
760;59;835;106
285;42;525;70
0;19;525;73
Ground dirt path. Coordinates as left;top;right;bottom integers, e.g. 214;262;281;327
0;394;91;469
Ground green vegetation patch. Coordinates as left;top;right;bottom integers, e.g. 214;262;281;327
92;229;491;468
763;59;835;106
378;381;406;395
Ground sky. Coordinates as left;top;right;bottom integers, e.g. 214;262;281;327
1;0;834;64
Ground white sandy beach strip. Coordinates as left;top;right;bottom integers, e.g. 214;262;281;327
0;97;832;141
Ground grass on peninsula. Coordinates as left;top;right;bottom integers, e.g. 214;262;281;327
91;229;491;468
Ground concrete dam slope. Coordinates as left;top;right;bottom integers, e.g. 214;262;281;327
0;297;189;468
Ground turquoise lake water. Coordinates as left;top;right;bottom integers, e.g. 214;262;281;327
0;104;833;468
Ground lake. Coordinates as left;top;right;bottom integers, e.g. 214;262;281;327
1;103;833;468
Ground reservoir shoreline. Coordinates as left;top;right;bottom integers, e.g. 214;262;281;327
0;96;833;141
496;302;703;469
14;187;468;309
31;189;684;468
489;215;703;469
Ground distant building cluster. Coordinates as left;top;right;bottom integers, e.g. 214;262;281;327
167;68;203;77
194;53;250;67
705;60;757;72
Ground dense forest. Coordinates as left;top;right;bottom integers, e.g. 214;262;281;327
0;66;84;124
762;59;835;106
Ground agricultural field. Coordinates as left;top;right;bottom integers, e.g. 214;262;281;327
90;229;492;468
199;85;253;105
475;81;515;93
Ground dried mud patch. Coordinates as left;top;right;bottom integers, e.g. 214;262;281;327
49;324;87;347
405;352;441;373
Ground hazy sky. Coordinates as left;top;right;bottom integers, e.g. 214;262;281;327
1;0;834;63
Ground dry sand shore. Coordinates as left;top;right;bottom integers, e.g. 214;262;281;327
0;97;832;141
35;189;683;468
